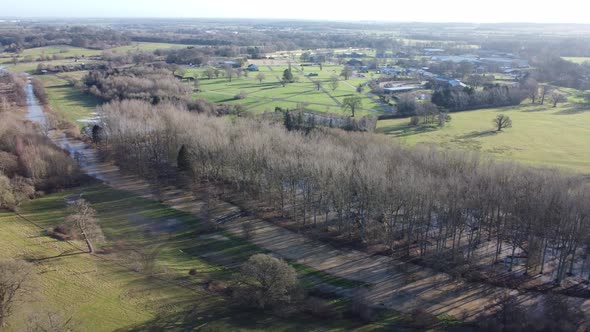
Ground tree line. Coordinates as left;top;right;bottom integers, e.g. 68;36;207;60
81;66;191;104
98;100;590;287
0;105;83;211
431;85;526;112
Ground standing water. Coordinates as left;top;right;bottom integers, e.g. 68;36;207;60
23;78;110;181
25;79;48;128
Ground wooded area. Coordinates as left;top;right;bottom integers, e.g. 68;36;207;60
100;99;590;286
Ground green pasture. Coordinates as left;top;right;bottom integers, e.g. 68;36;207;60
0;182;380;331
376;99;590;174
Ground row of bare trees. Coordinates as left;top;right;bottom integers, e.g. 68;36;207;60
0;106;82;210
99;100;590;286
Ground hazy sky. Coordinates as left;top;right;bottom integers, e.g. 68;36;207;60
3;0;589;23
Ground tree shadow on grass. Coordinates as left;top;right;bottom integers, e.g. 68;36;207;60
377;123;439;138
120;304;357;332
457;130;497;139
521;105;552;113
49;84;101;108
556;104;590;115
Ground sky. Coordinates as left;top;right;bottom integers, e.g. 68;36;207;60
2;0;589;24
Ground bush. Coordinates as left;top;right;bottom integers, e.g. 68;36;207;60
234;91;248;100
207;280;228;293
233;254;299;309
46;225;72;241
188;268;198;276
409;116;420;126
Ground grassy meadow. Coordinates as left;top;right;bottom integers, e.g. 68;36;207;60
0;183;385;331
37;74;99;126
376;100;590;174
190;64;384;116
563;57;590;64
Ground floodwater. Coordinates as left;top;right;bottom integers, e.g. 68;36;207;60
24;79;48;128
23;81;109;181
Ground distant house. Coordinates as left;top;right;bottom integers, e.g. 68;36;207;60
247;64;259;71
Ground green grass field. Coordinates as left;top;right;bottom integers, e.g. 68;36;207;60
0;183;384;331
110;42;190;53
191;65;384;117
0;43;189;65
0;45;103;65
376;100;590;174
37;74;99;127
563;57;590;64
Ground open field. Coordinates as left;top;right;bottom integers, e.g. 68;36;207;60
0;183;386;331
37;74;99;126
376;100;590;174
190;64;385;116
0;42;189;64
0;45;103;65
563;57;590;64
110;42;191;53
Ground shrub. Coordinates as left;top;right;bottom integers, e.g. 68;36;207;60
188;268;198;276
233;254;299;309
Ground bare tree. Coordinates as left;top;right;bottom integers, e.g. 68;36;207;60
224;65;235;82
0;260;35;327
493;114;512;131
550;92;566;107
330;75;339;91
256;72;265;84
342;96;362;117
204;67;215;80
540;85;552;105
314;81;322;91
340;66;353;80
524;78;539;104
130;244;163;276
64;199;104;253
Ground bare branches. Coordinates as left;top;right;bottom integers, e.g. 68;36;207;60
64;199;104;253
493;114;512;131
0;260;36;327
100;100;590;289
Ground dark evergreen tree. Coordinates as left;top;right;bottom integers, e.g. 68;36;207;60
282;69;293;83
283;111;294;131
91;125;103;144
177;145;191;172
